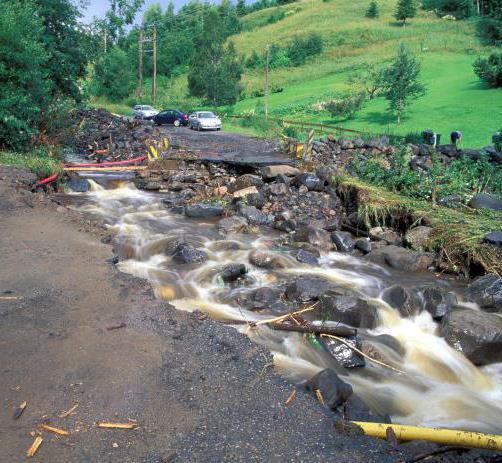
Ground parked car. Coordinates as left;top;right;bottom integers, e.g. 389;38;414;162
151;109;189;126
188;111;222;131
133;105;158;119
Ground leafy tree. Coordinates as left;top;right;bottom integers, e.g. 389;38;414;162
473;52;502;87
366;1;380;17
394;0;416;26
286;33;323;66
422;0;474;18
380;44;425;124
347;67;385;99
106;0;145;40
325;91;367;119
0;0;49;148
187;10;243;105
92;47;135;101
477;7;502;46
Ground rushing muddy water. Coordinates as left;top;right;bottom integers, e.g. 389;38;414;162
72;179;502;433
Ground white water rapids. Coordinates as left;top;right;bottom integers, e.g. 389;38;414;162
73;180;502;433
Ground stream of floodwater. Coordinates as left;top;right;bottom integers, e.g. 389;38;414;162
70;179;502;434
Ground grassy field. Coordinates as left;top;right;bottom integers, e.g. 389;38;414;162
94;0;501;147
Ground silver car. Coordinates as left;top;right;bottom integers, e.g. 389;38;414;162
188;111;222;131
133;105;158;119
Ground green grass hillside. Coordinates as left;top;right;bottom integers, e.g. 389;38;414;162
100;0;500;147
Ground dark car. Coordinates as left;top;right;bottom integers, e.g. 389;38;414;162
151;109;188;126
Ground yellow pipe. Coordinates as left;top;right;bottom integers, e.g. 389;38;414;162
352;421;502;451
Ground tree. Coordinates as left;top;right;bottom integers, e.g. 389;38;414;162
325;91;367;119
105;0;145;40
92;47;135;101
187;10;243;105
236;0;247;16
473;52;502;87
477;7;502;46
347;67;385;99
366;1;380;18
0;0;49;148
394;0;416;26
380;44;425;124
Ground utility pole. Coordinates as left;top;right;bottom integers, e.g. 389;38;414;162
138;30;144;98
152;26;157;104
264;44;270;120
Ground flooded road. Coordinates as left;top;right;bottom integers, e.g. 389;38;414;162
72;179;502;434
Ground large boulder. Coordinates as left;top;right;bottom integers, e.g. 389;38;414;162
468;193;502;212
416;284;457;320
320;290;379;328
217;216;248;234
66;178;90;192
261;165;300;180
304;369;353;410
369;245;434;272
321;335;365;368
285;276;332;302
228;174;263;193
219;264;247;283
291;173;327;192
440;308;502;366
172;244;208;265
381;285;418;318
405;226;433;252
331;231;355;252
232;186;259;198
238;205;270;225
369;227;402;245
355;238;372;254
465;274;502;313
293;226;333;252
294;249;319;265
483;231;502;248
185;203;224;219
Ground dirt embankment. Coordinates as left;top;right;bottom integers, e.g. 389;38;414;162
0;166;402;462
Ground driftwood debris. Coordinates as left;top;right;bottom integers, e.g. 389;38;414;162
270;322;356;337
96;421;138;429
26;436;43;457
39;424;69;436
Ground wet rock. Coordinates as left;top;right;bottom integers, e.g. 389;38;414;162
381;285;418;318
304;369;353;410
316;167;336;183
261;165;300;180
285;277;332;302
274;218;296;233
483;231;502;247
417;284;457;319
232;186;259;198
324;219;341;232
163;237;185;255
465;274;502;313
440;308;502;365
468;193;502;211
185;203;224;219
66;178;90;192
294;249;319;265
331;231;355;252
291;173;327;192
172;244;208;265
238;205;270;226
219;264;247;283
246;192;266;209
369;245;435;272
268;183;289;196
369;227;402;245
361;334;405;359
438;194;462;208
405;226;433;252
289;242;321;256
143;181;161;191
293;226;333;252
250;287;283;306
342;395;392;424
209;240;245;252
320;290;379;328
217;216;248;234
249;250;287;270
321;335;365;368
355;238;371;254
229;174;263;193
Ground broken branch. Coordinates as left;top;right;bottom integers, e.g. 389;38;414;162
96;422;138;429
26;436;43;457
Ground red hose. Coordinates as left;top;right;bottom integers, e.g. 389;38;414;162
66;156;147;168
34;172;59;187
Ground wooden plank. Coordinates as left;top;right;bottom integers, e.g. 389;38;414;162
64;166;149;172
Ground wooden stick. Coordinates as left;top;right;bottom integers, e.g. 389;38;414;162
285;390;297;405
59;404;78;418
96;422;138;429
26;436;43;457
270;322;356;337
64;166;148;172
39;424;69;436
321;334;405;374
252;304;318;327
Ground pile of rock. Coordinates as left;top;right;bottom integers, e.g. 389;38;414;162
69;108;164;161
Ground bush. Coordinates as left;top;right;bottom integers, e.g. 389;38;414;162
473;52;502;87
404;131;424;144
245;50;264;69
351;149;502;201
325;92;367;119
286;33;323;66
267;10;286;24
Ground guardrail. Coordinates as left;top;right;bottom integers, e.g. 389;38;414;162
227;114;404;141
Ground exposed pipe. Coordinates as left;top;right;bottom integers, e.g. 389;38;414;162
352;421;502;451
